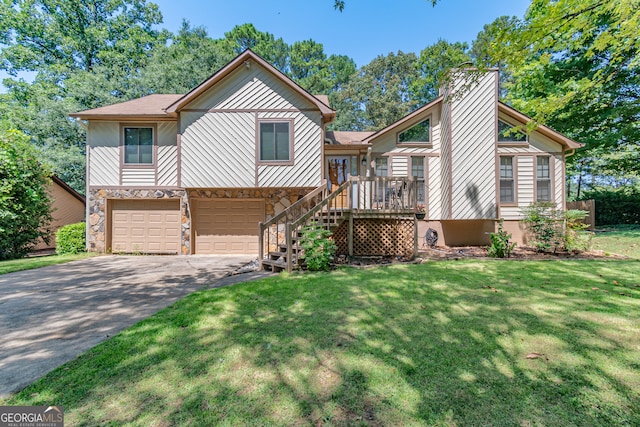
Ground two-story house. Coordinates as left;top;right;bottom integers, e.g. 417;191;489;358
71;49;581;269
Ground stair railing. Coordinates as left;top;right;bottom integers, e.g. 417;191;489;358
258;180;328;269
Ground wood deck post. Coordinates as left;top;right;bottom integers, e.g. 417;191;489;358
348;213;354;257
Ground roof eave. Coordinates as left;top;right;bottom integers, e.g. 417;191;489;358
68;113;176;121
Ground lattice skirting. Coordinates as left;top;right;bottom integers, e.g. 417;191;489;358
333;218;415;258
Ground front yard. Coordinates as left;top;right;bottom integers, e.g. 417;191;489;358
2;259;639;426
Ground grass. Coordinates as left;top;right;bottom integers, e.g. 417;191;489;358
2;259;639;426
593;224;640;259
0;252;96;275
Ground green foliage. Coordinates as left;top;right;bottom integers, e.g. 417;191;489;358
299;222;337;271
487;219;516;258
56;222;86;255
521;202;563;252
0;129;52;260
412;39;471;102
581;187;640;226
564;210;593;252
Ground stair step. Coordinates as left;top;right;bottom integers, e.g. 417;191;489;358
261;259;288;272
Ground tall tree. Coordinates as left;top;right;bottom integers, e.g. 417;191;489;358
289;40;356;94
332;51;419;131
223;23;289;73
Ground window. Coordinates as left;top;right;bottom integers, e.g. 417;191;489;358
398;118;430;144
124;127;153;164
259;121;290;162
375;157;388;176
411;156;426;204
498;120;527;142
536;156;551;201
499;156;515;204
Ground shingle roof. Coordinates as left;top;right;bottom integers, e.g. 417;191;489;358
325;131;374;145
70;94;183;119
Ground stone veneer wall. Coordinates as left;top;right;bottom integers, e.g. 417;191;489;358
88;187;314;254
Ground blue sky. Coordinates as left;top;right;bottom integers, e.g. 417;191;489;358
0;0;531;92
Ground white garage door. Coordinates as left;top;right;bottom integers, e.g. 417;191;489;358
193;199;264;254
110;200;181;254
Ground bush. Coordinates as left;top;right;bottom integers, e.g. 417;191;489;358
564;210;593;252
487;219;516;258
299;222;337;271
521;202;563;252
580;187;640;226
0;129;52;259
56;222;86;254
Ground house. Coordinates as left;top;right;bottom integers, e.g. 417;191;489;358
33;176;86;251
71;49;581;269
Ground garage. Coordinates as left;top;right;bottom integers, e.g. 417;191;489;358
110;200;181;254
193;199;265;254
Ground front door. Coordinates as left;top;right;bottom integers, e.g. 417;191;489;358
327;156;358;208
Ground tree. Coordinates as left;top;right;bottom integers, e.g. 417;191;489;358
495;0;640;194
332;51;419;131
412;39;471;104
289;40;356;94
0;129;52;260
140;21;232;94
223;23;289;73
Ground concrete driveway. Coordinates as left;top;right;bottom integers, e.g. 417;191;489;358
0;255;261;398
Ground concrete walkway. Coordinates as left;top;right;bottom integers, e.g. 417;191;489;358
0;255;271;398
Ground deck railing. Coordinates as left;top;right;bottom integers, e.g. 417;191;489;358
258;176;417;271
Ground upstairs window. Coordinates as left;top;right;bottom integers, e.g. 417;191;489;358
398;118;430;144
536;156;551;201
498;120;527;142
411;156;426;204
124;127;153;164
499;156;515;204
259;121;291;162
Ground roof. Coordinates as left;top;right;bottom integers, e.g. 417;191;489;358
51;176;85;204
498;102;583;150
165;49;336;123
325;131;374;145
70;94;182;120
362;97;444;144
314;95;330;108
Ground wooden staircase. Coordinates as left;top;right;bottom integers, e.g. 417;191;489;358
258;176;417;273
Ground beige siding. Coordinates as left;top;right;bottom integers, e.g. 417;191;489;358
450;72;497;220
122;169;155;185
181;112;255;187
391;156;408;177
88;122;119;186
34;181;85;250
554;154;564;207
157;122;178;186
372;107;441;154
257;111;323;187
500;155;533;221
440;90;452;219
184;63;317;111
428;157;442;220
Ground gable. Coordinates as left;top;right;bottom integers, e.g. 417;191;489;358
180;61;319;112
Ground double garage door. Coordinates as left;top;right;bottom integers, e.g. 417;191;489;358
110;199;264;255
193;199;264;254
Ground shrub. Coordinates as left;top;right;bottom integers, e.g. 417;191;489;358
487;219;516;258
0;129;52;259
580;186;640;226
299;222;337;271
521;202;563;252
564;210;593;252
56;222;86;254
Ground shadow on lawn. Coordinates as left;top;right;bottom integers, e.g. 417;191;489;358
10;260;640;426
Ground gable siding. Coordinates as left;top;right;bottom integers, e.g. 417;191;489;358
88;122;120;186
450;72;497;220
183;64;317;111
157;122;178;186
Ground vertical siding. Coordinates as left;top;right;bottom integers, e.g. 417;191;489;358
181;112;255;187
450;72;497;219
88;122;120;186
391;156;408;177
257;111;323;187
157;122;178;187
429;157;442;220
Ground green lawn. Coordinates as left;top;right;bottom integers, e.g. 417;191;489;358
0;252;96;275
593;225;640;259
3;260;639;426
